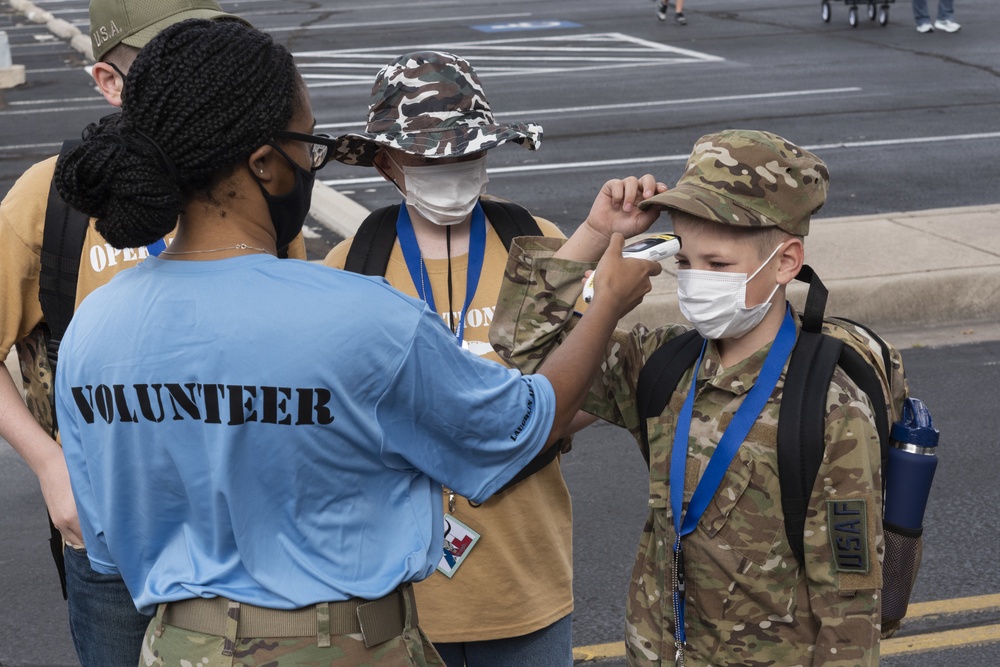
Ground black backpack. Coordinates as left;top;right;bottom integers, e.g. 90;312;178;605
344;199;562;492
636;265;921;636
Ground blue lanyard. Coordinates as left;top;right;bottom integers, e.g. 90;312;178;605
396;202;487;345
146;239;166;257
668;305;796;647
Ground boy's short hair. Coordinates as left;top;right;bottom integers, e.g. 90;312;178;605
640;129;828;236
671;209;799;260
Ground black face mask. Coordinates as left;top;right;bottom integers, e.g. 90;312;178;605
255;144;315;251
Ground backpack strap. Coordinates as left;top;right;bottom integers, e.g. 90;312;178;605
779;267;892;565
636;330;704;467
39;140;89;374
478;199;543;248
777;328;843;566
343;204;401;276
343;199;556;493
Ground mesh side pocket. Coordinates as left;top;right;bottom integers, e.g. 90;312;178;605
881;527;923;637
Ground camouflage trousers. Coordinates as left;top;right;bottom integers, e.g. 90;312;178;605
139;586;445;667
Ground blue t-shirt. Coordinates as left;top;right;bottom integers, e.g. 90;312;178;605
56;255;554;615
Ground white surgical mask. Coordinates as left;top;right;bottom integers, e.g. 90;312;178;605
676;244;785;340
395;156;489;225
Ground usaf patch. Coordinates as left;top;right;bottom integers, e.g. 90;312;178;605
827;499;869;574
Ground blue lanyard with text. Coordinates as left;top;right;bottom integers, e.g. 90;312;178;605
668;305;796;654
396;202;487;345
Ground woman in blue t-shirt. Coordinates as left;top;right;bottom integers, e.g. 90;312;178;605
51;17;662;667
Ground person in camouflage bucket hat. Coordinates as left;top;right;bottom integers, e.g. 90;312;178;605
325;51;587;667
638;128;829;236
487;132;883;666
333;51;542;167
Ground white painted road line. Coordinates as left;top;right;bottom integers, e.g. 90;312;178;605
320;132;1000;187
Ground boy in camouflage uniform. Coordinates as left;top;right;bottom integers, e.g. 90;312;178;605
490;130;883;666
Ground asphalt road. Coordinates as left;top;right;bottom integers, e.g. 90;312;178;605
3;336;999;666
2;0;999;665
3;1;1000;255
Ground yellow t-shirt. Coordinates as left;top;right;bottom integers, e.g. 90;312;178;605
324;205;574;642
0;155;307;432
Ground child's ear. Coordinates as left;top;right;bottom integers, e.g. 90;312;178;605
775;238;804;285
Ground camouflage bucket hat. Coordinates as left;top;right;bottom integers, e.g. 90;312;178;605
638;129;829;236
333;51;543;167
90;0;249;62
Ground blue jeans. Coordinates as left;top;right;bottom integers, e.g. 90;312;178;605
912;0;954;24
433;613;572;667
64;545;153;667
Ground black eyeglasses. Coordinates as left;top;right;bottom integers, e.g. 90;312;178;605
272;130;336;171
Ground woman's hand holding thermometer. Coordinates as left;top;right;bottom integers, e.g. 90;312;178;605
583;234;680;304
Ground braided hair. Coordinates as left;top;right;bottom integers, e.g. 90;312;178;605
55;19;301;249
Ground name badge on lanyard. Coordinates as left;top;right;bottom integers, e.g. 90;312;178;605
437;513;481;578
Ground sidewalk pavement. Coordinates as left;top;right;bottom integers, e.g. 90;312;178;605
313;185;1000;334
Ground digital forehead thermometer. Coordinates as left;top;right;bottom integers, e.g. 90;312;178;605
582;233;681;304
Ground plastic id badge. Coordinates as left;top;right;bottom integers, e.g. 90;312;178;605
436;514;481;578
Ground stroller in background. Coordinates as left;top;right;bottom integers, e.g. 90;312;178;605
822;0;895;27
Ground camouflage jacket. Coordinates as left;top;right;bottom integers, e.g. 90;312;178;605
490;237;883;667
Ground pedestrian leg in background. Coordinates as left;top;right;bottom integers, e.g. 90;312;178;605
656;0;687;25
64;545;152;667
912;0;934;31
433;613;573;667
932;0;960;31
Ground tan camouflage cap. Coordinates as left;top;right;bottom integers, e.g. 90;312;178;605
333;51;543;167
638;129;829;236
90;0;249;62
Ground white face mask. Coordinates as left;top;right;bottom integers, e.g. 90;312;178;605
393;156;489;225
676;243;785;340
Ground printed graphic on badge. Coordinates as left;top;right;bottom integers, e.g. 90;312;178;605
583;233;681;303
827;499;870;574
437;514;481;578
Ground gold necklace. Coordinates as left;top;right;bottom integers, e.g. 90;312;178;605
160;243;270;256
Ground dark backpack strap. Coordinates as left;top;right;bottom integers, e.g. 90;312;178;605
343;204;401;276
778;329;843;566
495;440;563;494
780;267;893;565
39;140;89;374
478;199;543;249
39;139;86;601
343;200;554;493
636;330;704;468
794;264;828;334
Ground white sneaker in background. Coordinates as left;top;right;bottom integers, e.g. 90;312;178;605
933;19;961;33
915;23;934;33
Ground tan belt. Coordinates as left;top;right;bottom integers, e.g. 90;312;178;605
158;583;416;649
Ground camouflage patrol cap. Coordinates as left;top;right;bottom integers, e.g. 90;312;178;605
333;51;543;167
638;129;829;236
89;0;249;62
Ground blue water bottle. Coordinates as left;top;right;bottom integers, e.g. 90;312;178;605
881;397;938;633
883;397;939;531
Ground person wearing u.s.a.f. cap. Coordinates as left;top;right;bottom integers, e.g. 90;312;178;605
0;2;306;665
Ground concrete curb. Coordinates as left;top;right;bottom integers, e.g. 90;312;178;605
9;0;95;61
310;182;370;238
